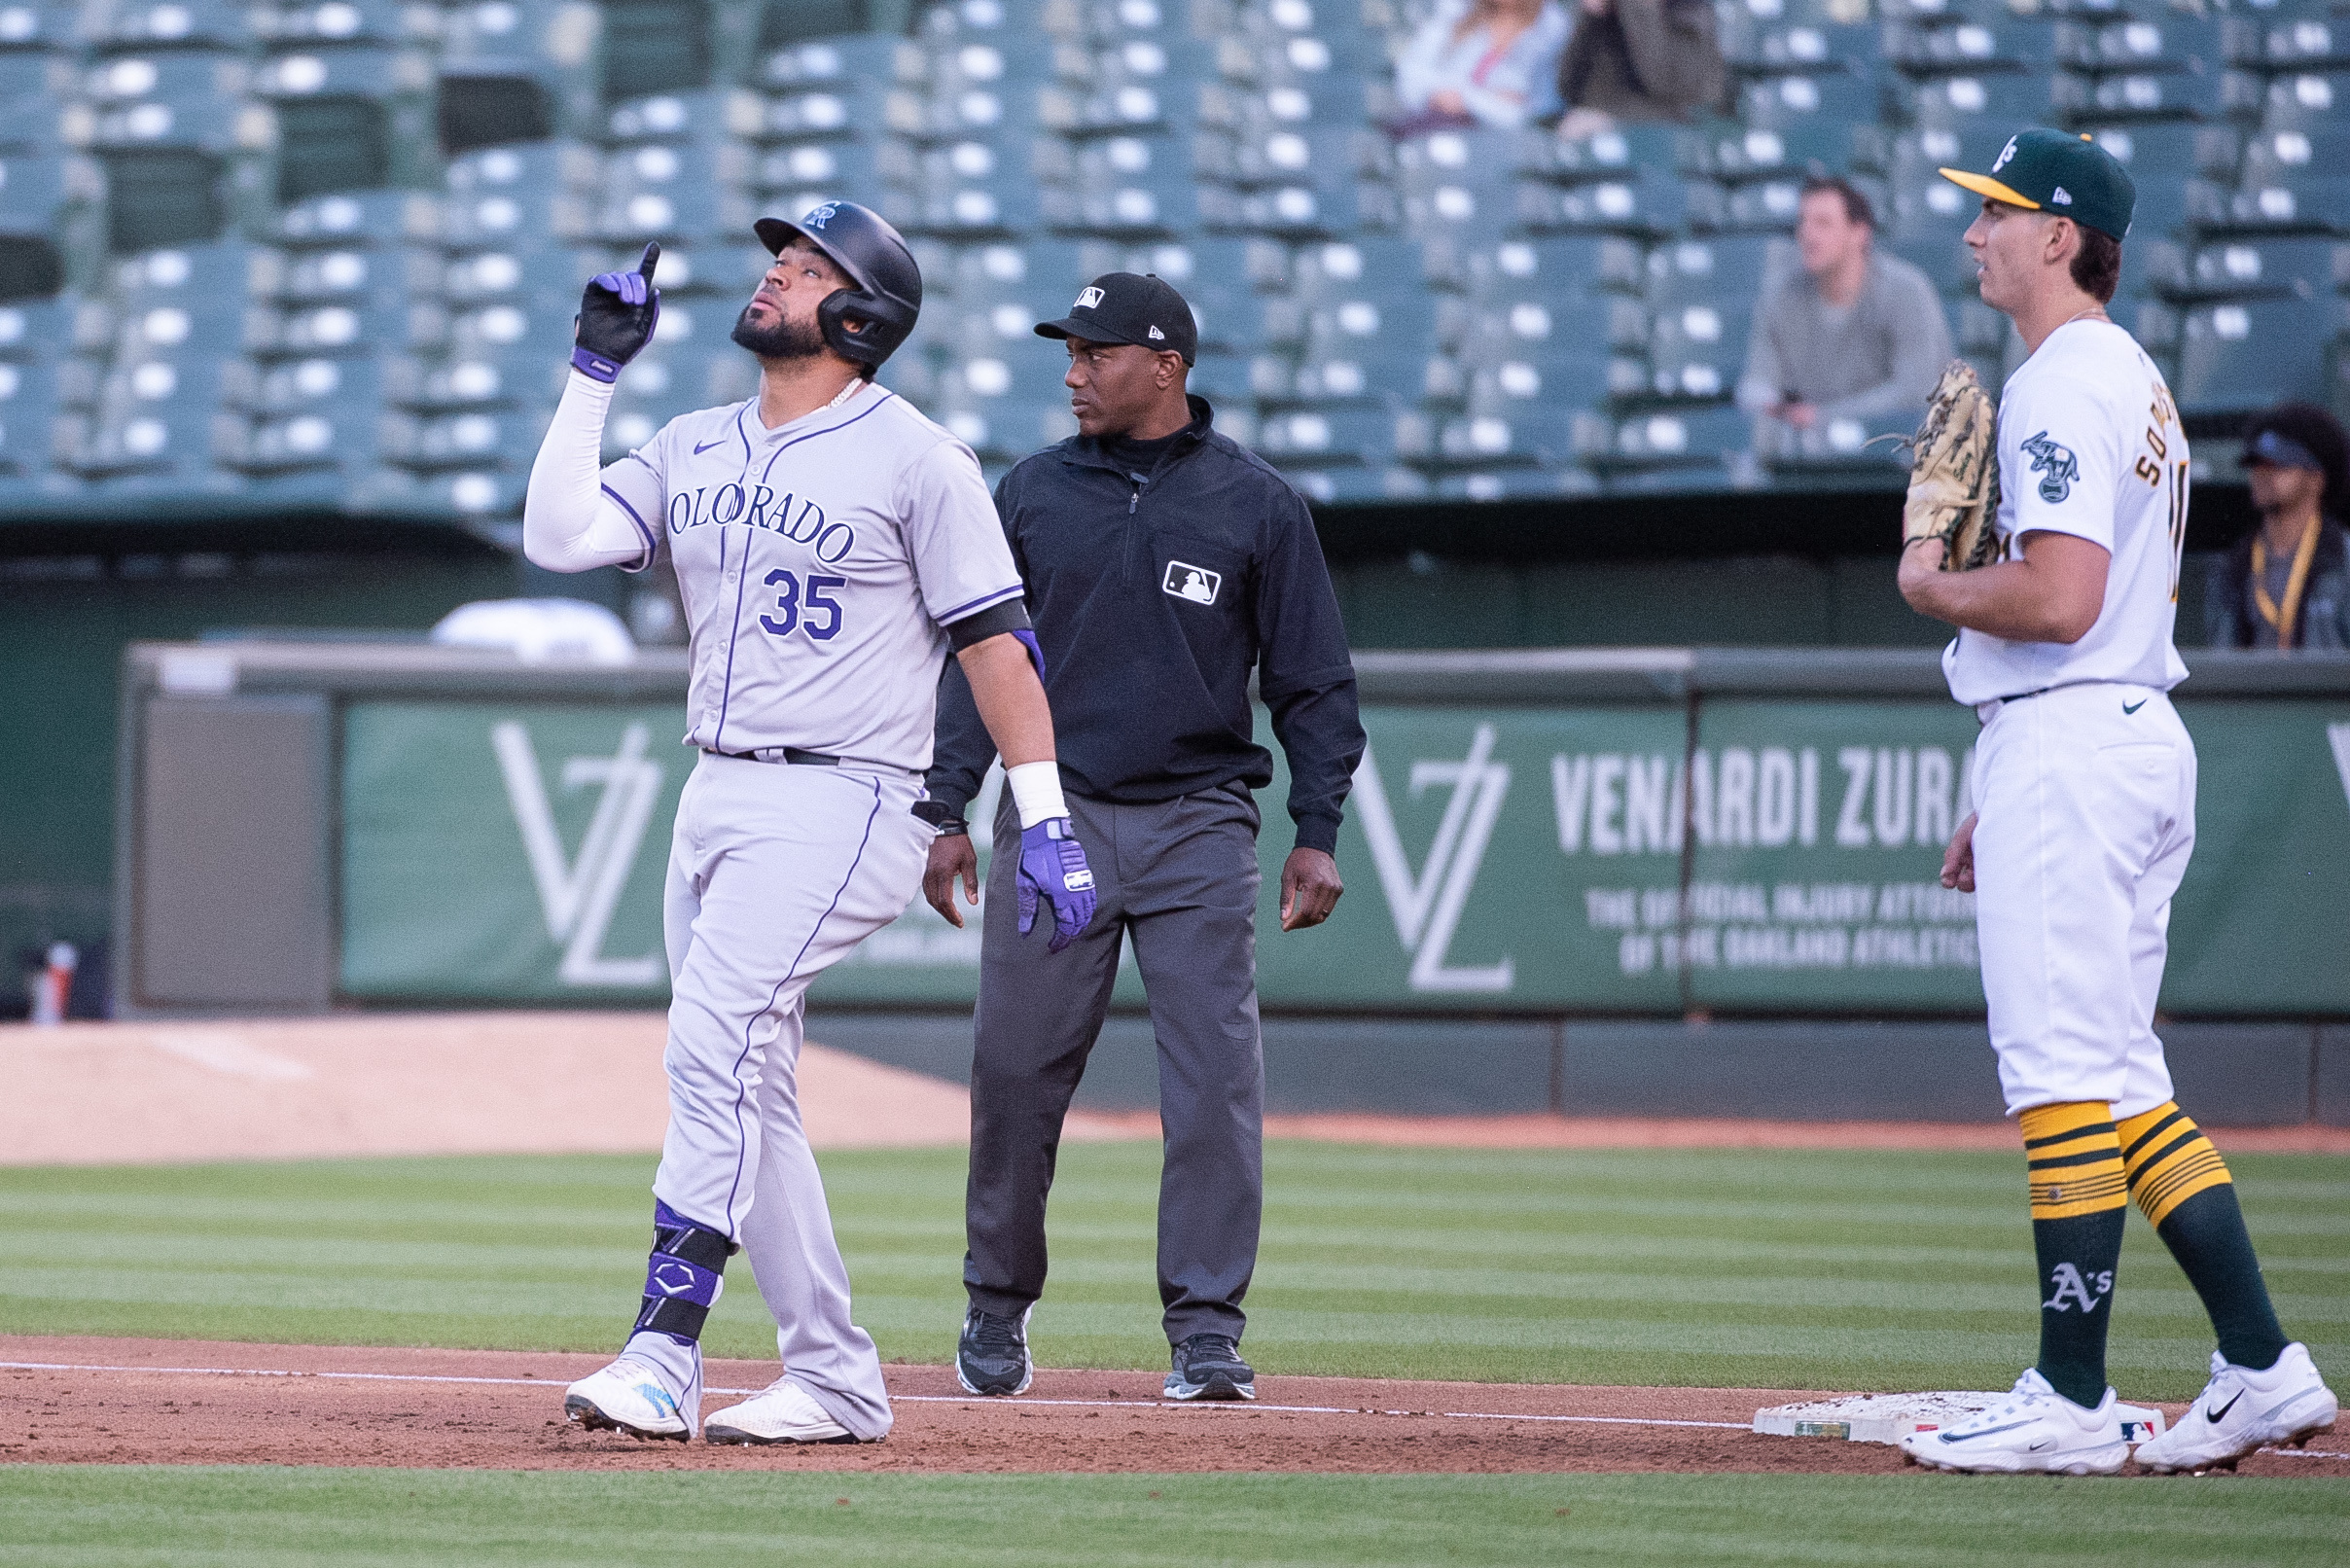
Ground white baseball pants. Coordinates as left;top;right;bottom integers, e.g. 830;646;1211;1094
1971;681;2195;1121
644;750;928;1442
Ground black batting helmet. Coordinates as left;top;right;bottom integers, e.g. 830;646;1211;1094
753;201;921;370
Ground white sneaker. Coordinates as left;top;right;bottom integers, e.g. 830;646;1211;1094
564;1354;698;1442
1898;1369;2129;1475
2135;1343;2339;1474
703;1377;863;1445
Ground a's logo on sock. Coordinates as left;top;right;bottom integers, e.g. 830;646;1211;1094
2043;1263;2113;1313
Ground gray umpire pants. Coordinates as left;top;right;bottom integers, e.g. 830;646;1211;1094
964;782;1265;1345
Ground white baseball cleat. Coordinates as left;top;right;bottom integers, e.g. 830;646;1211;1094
564;1354;697;1442
2135;1343;2339;1474
1898;1369;2129;1475
703;1377;863;1445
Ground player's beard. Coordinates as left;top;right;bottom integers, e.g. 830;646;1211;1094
730;304;827;361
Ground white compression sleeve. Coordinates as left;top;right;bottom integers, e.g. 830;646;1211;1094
523;369;654;572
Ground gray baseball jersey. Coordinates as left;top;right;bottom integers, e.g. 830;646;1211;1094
602;380;1024;768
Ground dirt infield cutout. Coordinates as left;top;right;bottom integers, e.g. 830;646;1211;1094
3;1337;2341;1477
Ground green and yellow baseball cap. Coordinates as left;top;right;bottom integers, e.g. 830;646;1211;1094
1939;126;2135;241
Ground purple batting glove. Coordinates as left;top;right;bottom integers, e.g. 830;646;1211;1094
1016;816;1097;954
572;241;661;381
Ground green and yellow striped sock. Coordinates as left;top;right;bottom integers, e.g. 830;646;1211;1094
2020;1101;2128;1408
2120;1101;2288;1372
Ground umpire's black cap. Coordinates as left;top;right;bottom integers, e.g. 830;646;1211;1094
1034;272;1196;366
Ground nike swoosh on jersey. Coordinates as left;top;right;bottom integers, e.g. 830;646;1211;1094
2205;1390;2243;1423
2122;698;2148;714
694;438;729;454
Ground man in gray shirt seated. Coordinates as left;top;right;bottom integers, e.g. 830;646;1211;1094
1736;176;1953;458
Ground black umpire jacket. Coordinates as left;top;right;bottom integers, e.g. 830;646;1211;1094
927;395;1366;854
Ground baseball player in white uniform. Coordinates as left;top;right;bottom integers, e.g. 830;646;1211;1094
1894;130;2336;1475
522;204;1097;1445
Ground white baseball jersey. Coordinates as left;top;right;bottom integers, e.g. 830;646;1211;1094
601;379;1023;768
1941;319;2190;706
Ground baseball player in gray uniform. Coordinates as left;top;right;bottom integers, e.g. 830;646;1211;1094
522;204;1097;1445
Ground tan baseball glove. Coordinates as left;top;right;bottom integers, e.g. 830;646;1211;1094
1903;360;2004;571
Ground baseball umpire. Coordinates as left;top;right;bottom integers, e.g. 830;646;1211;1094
1892;129;2337;1475
521;204;1096;1445
921;272;1366;1403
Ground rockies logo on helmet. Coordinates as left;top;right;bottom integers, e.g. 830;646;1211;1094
750;201;922;369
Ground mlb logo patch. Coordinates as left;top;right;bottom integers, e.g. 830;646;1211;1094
1075;286;1105;309
1163;560;1221;606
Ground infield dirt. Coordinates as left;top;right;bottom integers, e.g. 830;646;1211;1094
3;1336;2342;1479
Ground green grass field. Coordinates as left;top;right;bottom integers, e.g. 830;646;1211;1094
3;1468;2346;1567
1;1142;2342;1399
2;1141;2344;1564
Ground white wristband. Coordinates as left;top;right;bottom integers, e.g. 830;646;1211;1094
1005;760;1067;830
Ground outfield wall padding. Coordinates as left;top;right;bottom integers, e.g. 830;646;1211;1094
116;642;2350;1062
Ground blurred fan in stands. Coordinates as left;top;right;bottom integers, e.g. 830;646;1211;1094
2207;403;2350;652
1736;176;1952;461
1552;0;1723;138
1392;0;1570;134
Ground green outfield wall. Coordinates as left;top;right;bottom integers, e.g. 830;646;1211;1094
117;641;2350;1020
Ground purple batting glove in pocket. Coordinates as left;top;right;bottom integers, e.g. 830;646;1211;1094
1015;817;1097;954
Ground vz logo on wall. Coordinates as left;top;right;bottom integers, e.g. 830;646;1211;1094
492;722;665;986
1163;559;1221;605
1351;726;1514;992
2020;431;2079;503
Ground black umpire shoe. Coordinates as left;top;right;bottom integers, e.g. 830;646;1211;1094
1164;1333;1256;1402
955;1307;1034;1396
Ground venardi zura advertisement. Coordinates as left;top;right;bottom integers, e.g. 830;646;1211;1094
336;696;2350;1015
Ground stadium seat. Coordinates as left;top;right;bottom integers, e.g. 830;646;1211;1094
2234;125;2350;231
271;190;444;247
1605;405;1752;465
1904;72;2070;129
69;355;236;481
2054;16;2224;73
0;356;60;477
1515;175;1689;237
1254;406;1395;468
2260;71;2349;133
443;143;600;246
80;51;255;153
86;0;252;48
1742;69;1880;131
2175;298;2334;416
1433;405;1586;469
1439;235;1643;301
255;0;442;46
1649;299;1755;402
2161;236;2348;300
759;33;927;95
0;154;99;237
222;349;383;415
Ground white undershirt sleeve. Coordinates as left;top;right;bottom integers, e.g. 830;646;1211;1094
523;369;659;574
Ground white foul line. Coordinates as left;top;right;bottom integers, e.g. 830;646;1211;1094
13;1362;2338;1451
0;1361;1746;1432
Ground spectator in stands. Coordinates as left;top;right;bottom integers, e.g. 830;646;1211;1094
1392;0;1570;134
1735;176;1952;458
1551;0;1724;138
2207;403;2350;651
